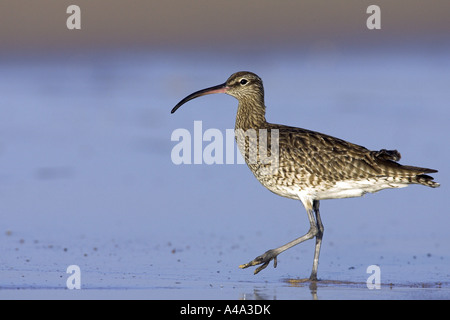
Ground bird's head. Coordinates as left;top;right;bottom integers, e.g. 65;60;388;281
171;71;264;114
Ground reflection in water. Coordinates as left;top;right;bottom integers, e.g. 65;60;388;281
239;287;275;300
240;278;450;300
238;279;331;300
285;278;367;300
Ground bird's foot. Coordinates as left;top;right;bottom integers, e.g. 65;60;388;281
239;249;278;275
309;274;319;282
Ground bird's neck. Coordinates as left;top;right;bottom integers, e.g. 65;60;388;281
235;98;267;131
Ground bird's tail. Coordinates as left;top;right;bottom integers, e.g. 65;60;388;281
373;149;440;188
401;165;440;188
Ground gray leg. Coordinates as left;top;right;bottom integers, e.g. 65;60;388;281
239;203;318;275
309;200;324;281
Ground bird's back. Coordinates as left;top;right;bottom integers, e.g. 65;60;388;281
242;123;439;201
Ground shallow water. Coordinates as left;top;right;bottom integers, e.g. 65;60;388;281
0;49;449;299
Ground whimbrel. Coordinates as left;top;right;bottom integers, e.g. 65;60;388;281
171;71;439;281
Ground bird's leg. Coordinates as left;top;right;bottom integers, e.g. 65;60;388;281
309;200;324;281
239;206;318;274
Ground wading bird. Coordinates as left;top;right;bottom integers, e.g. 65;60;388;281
171;71;439;281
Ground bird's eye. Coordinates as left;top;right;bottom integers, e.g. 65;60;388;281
239;79;248;85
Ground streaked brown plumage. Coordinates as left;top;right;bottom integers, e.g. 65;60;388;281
171;71;439;281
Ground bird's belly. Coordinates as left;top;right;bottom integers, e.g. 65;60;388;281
265;184;302;200
260;178;409;201
314;179;409;200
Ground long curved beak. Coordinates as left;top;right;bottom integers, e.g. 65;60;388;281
171;83;228;114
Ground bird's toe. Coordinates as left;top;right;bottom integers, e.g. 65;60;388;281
239;249;278;274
